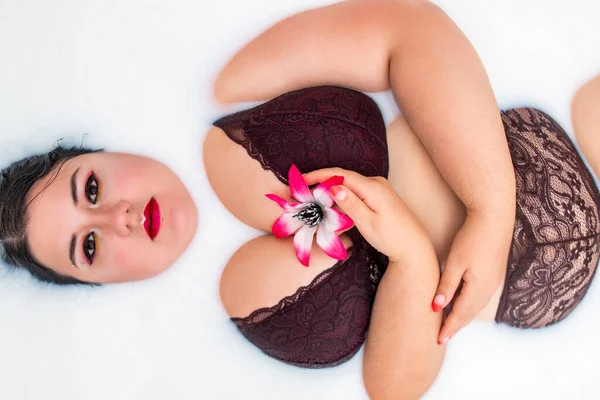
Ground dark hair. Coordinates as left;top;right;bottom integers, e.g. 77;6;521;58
0;145;103;285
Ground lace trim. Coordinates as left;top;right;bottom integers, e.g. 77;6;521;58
215;122;288;183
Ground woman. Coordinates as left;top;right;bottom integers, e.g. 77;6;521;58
207;0;599;392
1;0;598;398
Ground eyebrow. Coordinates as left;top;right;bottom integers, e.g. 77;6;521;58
69;235;77;268
71;167;79;206
69;167;80;268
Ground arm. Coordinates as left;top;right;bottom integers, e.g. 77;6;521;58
304;169;445;399
364;240;445;400
215;0;516;218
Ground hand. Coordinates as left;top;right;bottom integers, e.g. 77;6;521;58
432;213;513;344
304;168;430;262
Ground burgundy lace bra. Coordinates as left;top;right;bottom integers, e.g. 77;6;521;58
214;86;390;368
214;86;600;368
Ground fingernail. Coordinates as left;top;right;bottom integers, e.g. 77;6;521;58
438;336;450;345
330;185;346;200
432;294;445;312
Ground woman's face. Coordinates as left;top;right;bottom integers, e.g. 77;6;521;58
25;152;198;283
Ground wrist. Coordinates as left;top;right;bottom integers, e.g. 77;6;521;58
466;174;517;222
389;242;441;284
390;232;437;265
467;205;515;230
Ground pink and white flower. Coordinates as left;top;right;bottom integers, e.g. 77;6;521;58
266;165;354;267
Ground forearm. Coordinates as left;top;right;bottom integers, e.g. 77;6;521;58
363;237;445;400
214;0;395;102
389;4;516;221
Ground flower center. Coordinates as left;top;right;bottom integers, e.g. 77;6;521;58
293;203;323;227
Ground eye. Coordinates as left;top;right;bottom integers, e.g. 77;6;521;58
85;173;101;204
83;232;98;264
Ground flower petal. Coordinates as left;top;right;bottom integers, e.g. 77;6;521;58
322;208;354;232
313;176;344;208
288;164;314;203
294;225;317;266
272;213;304;238
265;194;303;212
316;225;348;261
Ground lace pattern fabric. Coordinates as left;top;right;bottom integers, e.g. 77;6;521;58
497;108;600;328
214;85;389;184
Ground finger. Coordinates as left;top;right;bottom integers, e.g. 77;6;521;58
437;281;482;344
304;168;379;200
304;168;352;185
432;261;465;312
329;185;374;229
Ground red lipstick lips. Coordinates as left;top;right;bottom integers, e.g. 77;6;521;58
143;197;161;240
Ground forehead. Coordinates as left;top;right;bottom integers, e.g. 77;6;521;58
25;157;81;272
26;155;80;207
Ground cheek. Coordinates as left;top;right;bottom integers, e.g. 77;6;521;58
112;173;139;197
112;247;136;270
110;241;157;276
110;160;161;199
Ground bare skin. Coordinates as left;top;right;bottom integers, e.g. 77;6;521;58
572;74;600;179
304;168;445;399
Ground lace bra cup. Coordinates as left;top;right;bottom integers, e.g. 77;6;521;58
214;86;390;367
213;86;390;184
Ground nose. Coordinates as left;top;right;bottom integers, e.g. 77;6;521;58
90;200;133;237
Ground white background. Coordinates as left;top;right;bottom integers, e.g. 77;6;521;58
1;0;600;399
